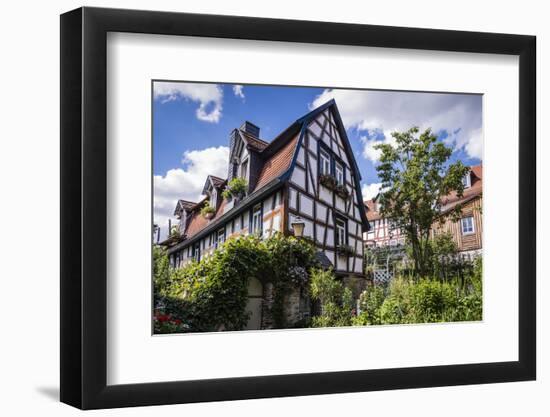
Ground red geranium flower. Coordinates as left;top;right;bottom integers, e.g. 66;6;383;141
156;314;170;322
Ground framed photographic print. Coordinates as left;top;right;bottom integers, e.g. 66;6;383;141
60;6;536;410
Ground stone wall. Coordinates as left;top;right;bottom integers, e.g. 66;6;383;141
260;282;275;329
342;275;368;300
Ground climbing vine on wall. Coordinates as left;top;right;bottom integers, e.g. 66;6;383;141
154;233;319;333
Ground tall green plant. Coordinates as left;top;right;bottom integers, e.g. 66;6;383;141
309;268;354;328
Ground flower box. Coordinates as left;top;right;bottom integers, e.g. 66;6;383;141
200;205;216;219
319;174;337;190
335;184;350;199
336;244;355;257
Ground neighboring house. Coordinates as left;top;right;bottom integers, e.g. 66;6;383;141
161;99;370;328
363;164;483;259
432;164;483;259
364;196;406;248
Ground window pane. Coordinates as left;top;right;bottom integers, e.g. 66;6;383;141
335;162;344;185
461;216;474;234
320;150;330;175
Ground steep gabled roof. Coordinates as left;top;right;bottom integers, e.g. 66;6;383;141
173;199;198;217
210;175;226;188
201;175;227;196
164;99;369;247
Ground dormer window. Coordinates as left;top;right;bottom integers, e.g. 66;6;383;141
462;171;471;188
179;211;187;232
240;159;248;179
211;188;218;211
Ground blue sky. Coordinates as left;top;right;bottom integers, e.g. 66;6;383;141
153;82;482;236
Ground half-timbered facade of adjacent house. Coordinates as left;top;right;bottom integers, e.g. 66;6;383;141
432;165;483;259
161;100;370;328
363;196;406;248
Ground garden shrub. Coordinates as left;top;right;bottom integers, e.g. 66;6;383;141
309;268;354;328
353;284;386;325
154;235;482;333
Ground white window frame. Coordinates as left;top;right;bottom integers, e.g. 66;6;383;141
251;204;262;234
462;172;471;188
217;228;225;247
335;161;344;185
211;189;217;210
193;243;201;262
461;216;475;235
320;149;331;176
335;218;347;246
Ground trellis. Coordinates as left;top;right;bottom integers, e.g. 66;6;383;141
366;243;407;284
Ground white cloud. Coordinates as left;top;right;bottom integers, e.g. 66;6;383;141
154;146;229;239
360;130;396;162
154;82;223;123
362;182;382;201
311;89;483;161
233;85;245;100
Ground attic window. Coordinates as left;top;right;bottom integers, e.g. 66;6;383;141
240;159;248;179
462;172;471;188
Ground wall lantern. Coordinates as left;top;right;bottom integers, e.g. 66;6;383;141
291;216;305;238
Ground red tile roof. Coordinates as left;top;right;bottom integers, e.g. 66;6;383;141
184;198;229;240
177;136;298;242
184;211;209;239
439;164;482;212
253;134;299;191
364;199;381;221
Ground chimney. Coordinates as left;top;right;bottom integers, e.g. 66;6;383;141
227;129;239;182
239;121;260;138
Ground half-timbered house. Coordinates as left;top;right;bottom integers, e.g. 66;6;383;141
161;99;370;328
364;196;405;248
432;164;483;259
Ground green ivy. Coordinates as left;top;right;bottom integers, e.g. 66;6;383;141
154;233;318;333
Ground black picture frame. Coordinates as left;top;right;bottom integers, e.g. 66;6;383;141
60;6;536;410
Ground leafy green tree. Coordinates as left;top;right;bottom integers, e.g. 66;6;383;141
375;127;469;277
